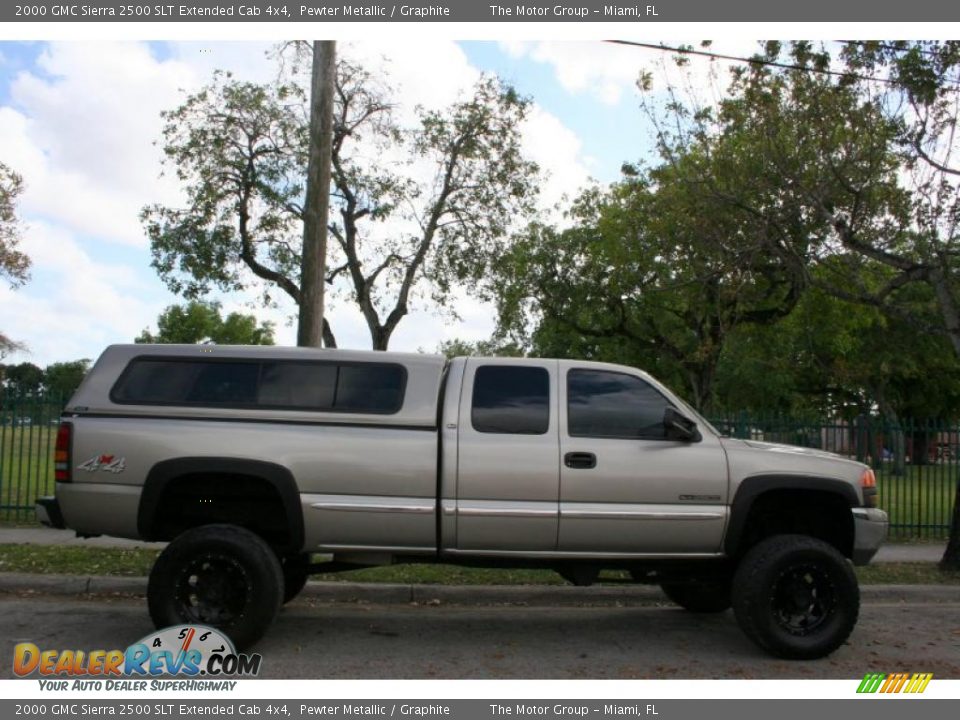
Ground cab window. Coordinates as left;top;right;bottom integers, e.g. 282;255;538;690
567;369;670;439
471;365;550;435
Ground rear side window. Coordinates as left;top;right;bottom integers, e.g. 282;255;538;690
471;365;550;435
111;358;406;414
568;369;670;439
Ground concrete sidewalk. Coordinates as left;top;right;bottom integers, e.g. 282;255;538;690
0;526;949;562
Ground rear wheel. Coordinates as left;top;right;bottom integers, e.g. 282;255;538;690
147;524;283;650
660;579;731;613
732;534;859;659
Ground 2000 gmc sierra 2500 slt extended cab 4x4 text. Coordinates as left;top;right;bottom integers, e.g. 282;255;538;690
36;344;888;658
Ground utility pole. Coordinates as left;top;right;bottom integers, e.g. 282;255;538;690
297;40;335;347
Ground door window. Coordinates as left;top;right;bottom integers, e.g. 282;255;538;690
471;365;550;435
568;369;670;439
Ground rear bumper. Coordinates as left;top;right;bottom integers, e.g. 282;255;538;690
35;496;66;529
851;507;889;565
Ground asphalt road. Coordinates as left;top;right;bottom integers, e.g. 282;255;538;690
2;591;959;680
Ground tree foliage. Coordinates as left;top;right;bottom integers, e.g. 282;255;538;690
136;301;275;345
2;362;44;396
633;40;960;568
1;161;30;357
492;149;806;412
143;54;538;350
435;337;525;359
44;360;92;399
0;161;29;287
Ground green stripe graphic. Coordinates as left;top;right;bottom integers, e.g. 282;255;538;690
857;673;886;693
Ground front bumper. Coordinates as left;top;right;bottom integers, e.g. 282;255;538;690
851;507;889;565
35;496;66;529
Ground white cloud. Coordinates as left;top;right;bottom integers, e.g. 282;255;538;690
501;40;766;107
1;43;195;247
0;222;166;365
502;41;641;106
1;41;595;364
522;105;591;211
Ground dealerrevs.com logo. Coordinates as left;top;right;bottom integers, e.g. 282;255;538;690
13;625;262;690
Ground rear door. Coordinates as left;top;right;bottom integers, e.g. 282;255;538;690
558;363;728;554
454;359;560;552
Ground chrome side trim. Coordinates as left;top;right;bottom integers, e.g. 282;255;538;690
457;507;557;518
308;494;435;515
317;543;434;553
444;549;725;560
562;509;724;521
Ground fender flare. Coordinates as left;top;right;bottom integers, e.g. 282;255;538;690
137;457;304;552
724;474;859;557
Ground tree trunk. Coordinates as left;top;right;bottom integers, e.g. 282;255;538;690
911;429;932;466
940;473;960;571
930;267;960;569
297;41;336;348
876;391;906;477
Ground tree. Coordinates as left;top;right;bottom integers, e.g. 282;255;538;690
490;154;804;412
143;55;539;351
0;162;28;286
638;41;960;568
44;360;92;400
436;337;525;359
136;301;275;345
3;362;44;397
1;161;30;356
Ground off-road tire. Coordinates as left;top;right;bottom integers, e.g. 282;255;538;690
732;534;859;660
281;553;310;604
147;524;284;650
660;579;732;613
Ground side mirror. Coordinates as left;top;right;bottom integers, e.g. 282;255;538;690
663;407;701;442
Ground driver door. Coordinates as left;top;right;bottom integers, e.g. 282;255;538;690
557;363;728;554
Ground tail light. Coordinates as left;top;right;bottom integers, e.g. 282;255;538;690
860;468;877;508
54;422;72;483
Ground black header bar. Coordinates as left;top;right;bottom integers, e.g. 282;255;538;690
5;0;960;23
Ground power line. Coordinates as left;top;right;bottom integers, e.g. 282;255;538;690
839;40;947;59
604;40;895;86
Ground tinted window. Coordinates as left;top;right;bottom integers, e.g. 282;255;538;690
335;364;405;413
111;358;405;414
568;369;670;439
110;360;204;404
472;365;550;435
259;362;336;408
185;361;259;405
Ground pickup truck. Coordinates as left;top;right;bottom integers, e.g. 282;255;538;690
36;344;888;659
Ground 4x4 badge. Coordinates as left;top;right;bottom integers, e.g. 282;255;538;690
78;454;127;474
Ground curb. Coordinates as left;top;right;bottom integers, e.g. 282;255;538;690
0;573;957;606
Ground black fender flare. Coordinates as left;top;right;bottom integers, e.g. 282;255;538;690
724;475;859;557
137;457;304;552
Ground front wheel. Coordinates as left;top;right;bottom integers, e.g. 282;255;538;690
732;534;859;660
147;524;284;650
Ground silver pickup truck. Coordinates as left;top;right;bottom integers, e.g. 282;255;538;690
37;344;887;658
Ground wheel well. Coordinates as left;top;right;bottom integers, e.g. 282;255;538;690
149;472;292;550
733;489;854;560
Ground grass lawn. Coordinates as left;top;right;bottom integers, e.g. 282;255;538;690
0;425;57;522
877;463;958;540
0;544;957;586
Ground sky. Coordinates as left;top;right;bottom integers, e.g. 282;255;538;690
0;39;760;368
